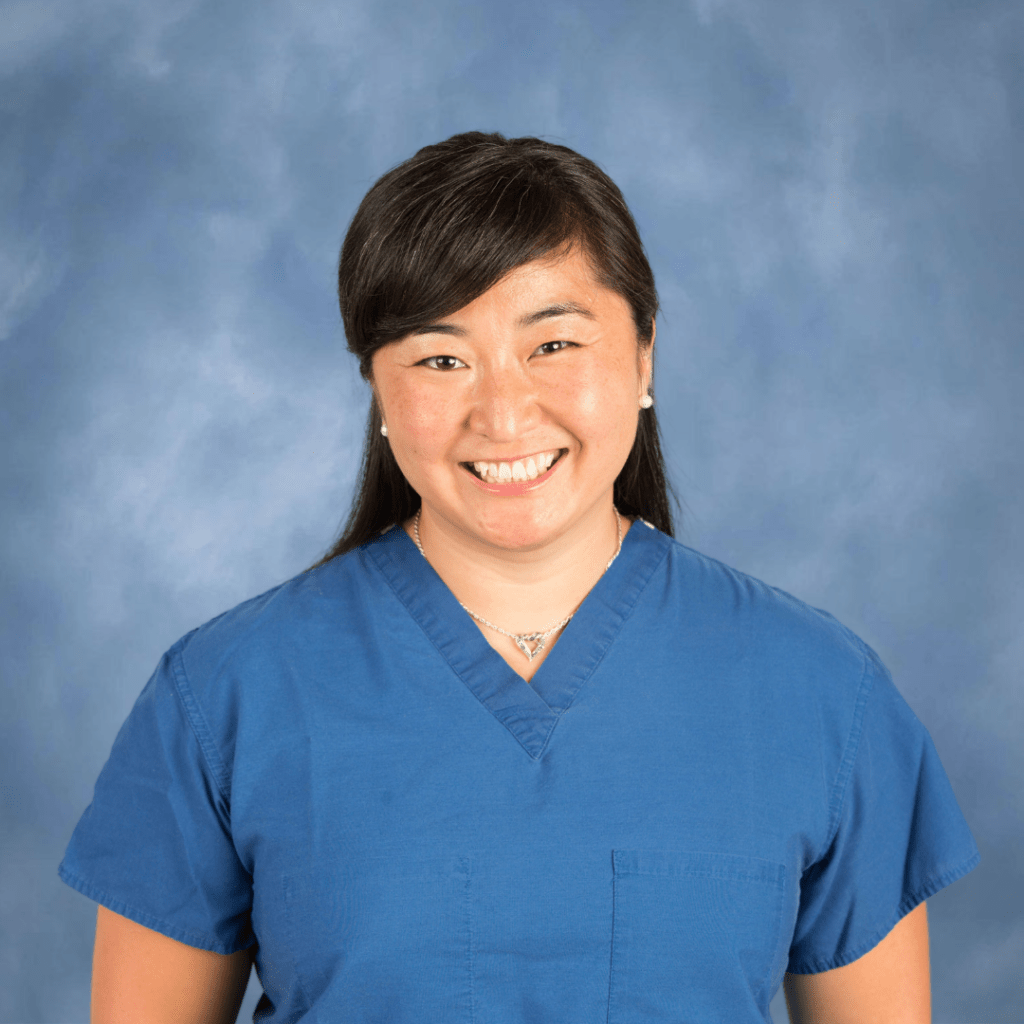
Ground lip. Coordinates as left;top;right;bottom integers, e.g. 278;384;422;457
461;448;567;496
466;448;561;466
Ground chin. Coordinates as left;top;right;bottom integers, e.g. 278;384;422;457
472;506;573;550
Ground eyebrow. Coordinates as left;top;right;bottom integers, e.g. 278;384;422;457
411;301;596;337
517;302;596;328
411;322;466;336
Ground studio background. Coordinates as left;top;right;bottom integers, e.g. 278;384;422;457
2;0;1021;1021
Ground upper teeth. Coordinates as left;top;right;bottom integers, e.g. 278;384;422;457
472;451;558;483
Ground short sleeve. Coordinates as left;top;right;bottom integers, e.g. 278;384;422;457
787;647;980;974
58;636;254;954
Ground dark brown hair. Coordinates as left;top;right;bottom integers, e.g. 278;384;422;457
312;131;677;566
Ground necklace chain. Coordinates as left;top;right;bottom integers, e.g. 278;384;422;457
412;507;624;662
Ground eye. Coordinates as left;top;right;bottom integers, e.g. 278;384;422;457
534;340;576;356
419;355;467;370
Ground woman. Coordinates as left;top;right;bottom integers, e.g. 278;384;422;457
61;132;979;1023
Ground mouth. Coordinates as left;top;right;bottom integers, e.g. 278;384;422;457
461;448;567;484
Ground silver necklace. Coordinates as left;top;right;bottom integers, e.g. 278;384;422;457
412;507;624;662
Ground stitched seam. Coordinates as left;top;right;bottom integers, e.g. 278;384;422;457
367;541;474;678
367;541;552;759
168;636;233;803
788;851;980;974
58;864;248;954
280;874;316;1015
518;533;672;758
462;856;476;1024
366;528;671;761
815;642;875;864
606;852;617;1024
758;866;786;1010
527;536;670;759
546;531;672;737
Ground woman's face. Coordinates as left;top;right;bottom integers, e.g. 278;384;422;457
371;247;653;552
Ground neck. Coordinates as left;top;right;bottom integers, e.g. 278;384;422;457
405;499;629;637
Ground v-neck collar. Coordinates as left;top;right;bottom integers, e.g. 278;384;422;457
365;518;671;760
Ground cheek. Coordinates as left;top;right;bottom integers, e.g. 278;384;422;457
388;384;461;458
560;364;637;447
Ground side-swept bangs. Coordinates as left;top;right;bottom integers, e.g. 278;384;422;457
340;133;657;379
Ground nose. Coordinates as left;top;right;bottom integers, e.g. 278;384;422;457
468;362;541;441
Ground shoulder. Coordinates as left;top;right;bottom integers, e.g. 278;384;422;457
665;536;870;649
165;543;392;707
138;542;401;777
652;533;884;703
650;535;897;828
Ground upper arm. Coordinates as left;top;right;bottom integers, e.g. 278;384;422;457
91;905;254;1024
783;901;931;1024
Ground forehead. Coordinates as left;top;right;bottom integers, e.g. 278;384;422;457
439;248;631;327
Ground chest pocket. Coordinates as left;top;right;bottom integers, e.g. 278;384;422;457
608;850;786;1023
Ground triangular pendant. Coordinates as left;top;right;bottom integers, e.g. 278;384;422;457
513;632;548;661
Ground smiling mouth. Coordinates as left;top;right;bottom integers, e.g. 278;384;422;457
462;449;567;484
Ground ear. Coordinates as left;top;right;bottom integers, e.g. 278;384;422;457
369;382;388;430
638;318;655;393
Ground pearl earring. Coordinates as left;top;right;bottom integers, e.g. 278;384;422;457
380;423;388;437
640;394;653;409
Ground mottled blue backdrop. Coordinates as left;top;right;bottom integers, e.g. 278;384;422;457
2;1;1021;1021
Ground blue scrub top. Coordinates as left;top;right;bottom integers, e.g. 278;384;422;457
59;521;979;1022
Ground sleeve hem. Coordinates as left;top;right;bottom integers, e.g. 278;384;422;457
57;862;255;956
786;849;981;975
